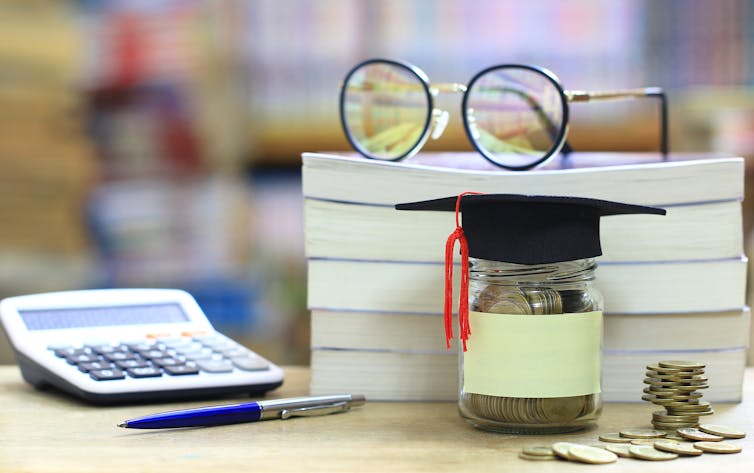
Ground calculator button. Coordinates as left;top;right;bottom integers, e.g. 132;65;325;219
127;366;163;378
123;341;156;351
220;347;250;358
195;359;234;373
78;361;114;373
65;353;100;365
152;357;184;367
89;368;126;381
115;359;151;369
174;343;206;354
54;347;90;358
87;344;123;355
182;350;215;361
231;356;269;371
163;364;200;376
136;349;169;359
104;351;138;362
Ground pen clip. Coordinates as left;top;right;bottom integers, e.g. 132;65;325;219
279;401;350;420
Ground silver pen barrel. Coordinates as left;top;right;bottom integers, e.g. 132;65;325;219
258;394;366;420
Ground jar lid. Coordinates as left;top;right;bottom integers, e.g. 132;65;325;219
395;194;665;264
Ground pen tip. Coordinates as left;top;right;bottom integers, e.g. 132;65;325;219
117;422;128;428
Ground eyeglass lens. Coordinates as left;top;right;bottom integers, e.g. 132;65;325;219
341;61;567;168
341;62;430;161
464;66;566;169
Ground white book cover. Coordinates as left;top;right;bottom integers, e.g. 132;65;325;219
310;347;747;402
304;198;743;262
307;258;748;315
302;152;744;206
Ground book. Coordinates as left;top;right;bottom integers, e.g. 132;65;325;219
311;308;751;353
310;347;747;403
304;198;743;262
302;152;744;206
307;258;747;314
302;151;748;402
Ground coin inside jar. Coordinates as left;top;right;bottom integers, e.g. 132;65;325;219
540;396;586;422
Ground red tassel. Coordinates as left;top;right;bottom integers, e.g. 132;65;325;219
444;192;482;352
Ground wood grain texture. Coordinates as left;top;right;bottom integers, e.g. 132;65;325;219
0;365;751;472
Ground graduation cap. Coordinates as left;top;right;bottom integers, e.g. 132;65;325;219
395;193;666;349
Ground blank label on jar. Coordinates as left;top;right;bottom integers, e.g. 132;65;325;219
463;311;602;398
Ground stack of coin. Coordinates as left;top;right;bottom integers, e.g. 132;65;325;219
641;360;712;431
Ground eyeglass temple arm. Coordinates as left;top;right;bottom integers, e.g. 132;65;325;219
565;88;669;158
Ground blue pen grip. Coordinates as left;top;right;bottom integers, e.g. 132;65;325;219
125;403;263;429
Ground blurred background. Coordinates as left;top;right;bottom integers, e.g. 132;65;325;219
0;0;753;365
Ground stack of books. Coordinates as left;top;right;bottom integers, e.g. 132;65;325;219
302;151;749;402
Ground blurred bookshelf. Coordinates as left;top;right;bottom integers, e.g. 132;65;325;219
0;0;753;365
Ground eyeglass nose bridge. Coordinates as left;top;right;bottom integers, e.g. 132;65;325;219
427;83;466;141
429;82;467;96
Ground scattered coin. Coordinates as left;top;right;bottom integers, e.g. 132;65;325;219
630;439;659;446
598;432;632;443
693;441;742;454
654;439;703;456
567;445;618;464
619;429;667;439
629;445;679;461
521;445;555;457
677;428;724;442
698;424;746;439
604;444;632;458
518;452;557;461
551;442;579;460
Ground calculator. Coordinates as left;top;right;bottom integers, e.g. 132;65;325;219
0;288;284;404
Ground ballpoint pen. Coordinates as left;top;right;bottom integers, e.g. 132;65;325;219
117;394;366;429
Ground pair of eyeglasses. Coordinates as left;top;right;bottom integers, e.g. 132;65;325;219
339;58;668;170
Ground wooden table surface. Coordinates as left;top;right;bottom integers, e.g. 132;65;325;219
0;365;751;472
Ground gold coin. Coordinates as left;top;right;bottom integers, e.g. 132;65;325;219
643;387;677;398
630;439;659;446
646;369;704;379
653;439;703;456
521;445;555;457
673;384;709;391
698;424;746;439
653;422;699;430
598;432;632;444
523;287;562;315
646;364;681;374
518;452;557;461
663;433;687;441
567;445;618;464
677;428;724;442
666;401;711;412
619;428;667;439
604;444;632;458
652;410;699;422
666;408;713;417
487;297;532;315
551;442;580;460
693;441;742;453
628;445;679;461
658;360;705;370
540;396;584;423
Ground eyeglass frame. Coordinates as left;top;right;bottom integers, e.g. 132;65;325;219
339;58;668;171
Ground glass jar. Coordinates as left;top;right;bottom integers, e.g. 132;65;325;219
458;257;604;434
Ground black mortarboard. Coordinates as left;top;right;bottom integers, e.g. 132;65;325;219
395;194;666;265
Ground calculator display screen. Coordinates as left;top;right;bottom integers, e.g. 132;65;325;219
18;303;190;331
